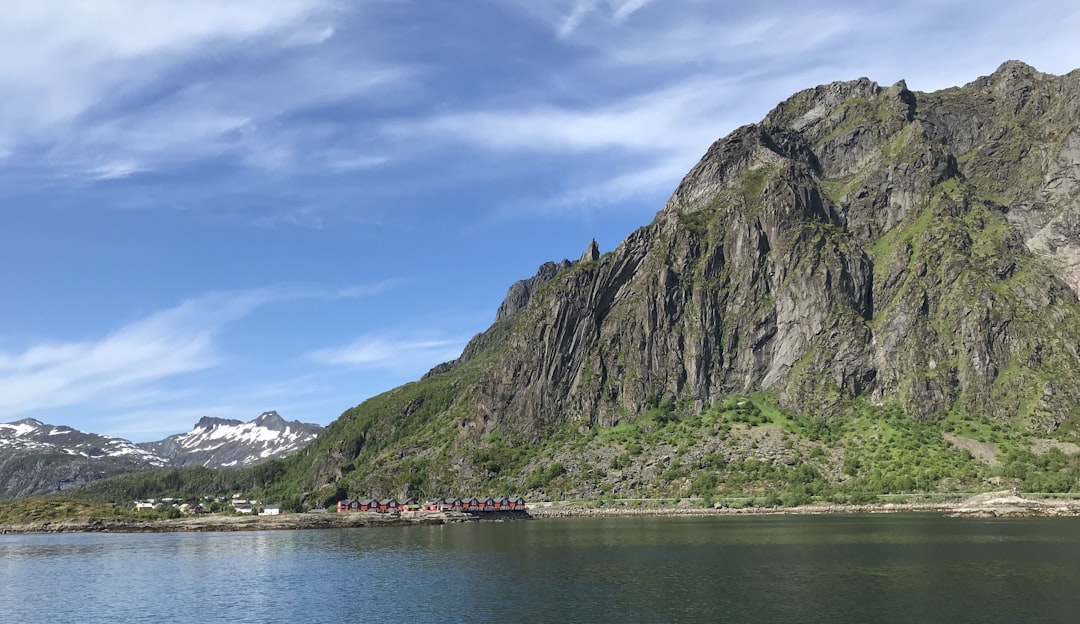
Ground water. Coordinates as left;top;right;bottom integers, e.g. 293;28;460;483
3;514;1080;623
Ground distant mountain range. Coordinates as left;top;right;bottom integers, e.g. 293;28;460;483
0;412;322;499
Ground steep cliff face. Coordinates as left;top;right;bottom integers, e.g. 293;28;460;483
452;61;1080;440
285;62;1080;504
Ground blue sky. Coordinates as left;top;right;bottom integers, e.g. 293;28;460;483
2;0;1079;441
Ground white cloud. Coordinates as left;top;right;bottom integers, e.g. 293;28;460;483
254;206;326;229
88;161;146;180
0;1;332;134
501;0;657;38
0;1;414;182
611;0;654;21
308;334;467;373
336;279;403;299
325;155;391;172
557;1;598;38
0;289;282;420
385;76;751;208
387;77;739;154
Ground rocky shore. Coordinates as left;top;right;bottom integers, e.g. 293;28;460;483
527;492;1080;519
0;510;484;535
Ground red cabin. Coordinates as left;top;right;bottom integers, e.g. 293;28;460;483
494;497;509;510
508;496;526;510
337;498;361;513
358;499;377;511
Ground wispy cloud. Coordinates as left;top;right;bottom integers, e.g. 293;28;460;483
0;1;333;136
0;1;413;184
88;161;146;180
386;78;731;154
385;76;747;207
557;1;597;38
503;0;657;38
308;334;467;373
336;279;403;299
253;206;326;229
611;0;654;21
0;289;283;420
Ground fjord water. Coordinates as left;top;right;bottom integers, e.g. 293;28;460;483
3;515;1080;623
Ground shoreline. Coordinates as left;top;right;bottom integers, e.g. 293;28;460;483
3;492;1079;535
0;510;492;535
528;492;1080;519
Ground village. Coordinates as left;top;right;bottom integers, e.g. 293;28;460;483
336;496;527;514
129;495;527;517
133;495;282;516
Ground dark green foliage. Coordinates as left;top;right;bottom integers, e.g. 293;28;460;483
67;467;250;504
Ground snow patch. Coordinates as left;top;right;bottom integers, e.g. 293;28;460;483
0;422;41;437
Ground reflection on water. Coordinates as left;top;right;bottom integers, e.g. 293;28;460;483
3;514;1080;623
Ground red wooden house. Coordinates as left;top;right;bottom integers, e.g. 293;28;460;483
508;496;526;510
337;498;361;513
358;499;377;511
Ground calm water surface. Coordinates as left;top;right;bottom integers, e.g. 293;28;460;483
3;514;1079;623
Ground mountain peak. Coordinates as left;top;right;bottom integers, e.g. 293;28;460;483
194;416;243;430
991;59;1038;78
580;238;600;262
254;411;287;428
137;411;323;470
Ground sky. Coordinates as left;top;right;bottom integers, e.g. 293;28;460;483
2;0;1080;441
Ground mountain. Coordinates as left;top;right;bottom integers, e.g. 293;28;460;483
1;412;322;499
0;419;168;499
59;62;1080;510
137;411;323;469
244;60;1080;508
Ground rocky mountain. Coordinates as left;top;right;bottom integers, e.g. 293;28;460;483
1;412;322;499
0;419;168;499
137;411;323;469
253;60;1080;508
62;62;1080;510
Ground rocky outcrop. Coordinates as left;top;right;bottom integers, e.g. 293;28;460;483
494;259;574;323
450;61;1080;437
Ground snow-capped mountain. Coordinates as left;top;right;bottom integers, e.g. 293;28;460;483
137;411;323;469
0;418;167;465
0;418;169;499
0;412;323;499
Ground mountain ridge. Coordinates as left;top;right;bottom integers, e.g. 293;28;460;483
0;412;322;498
